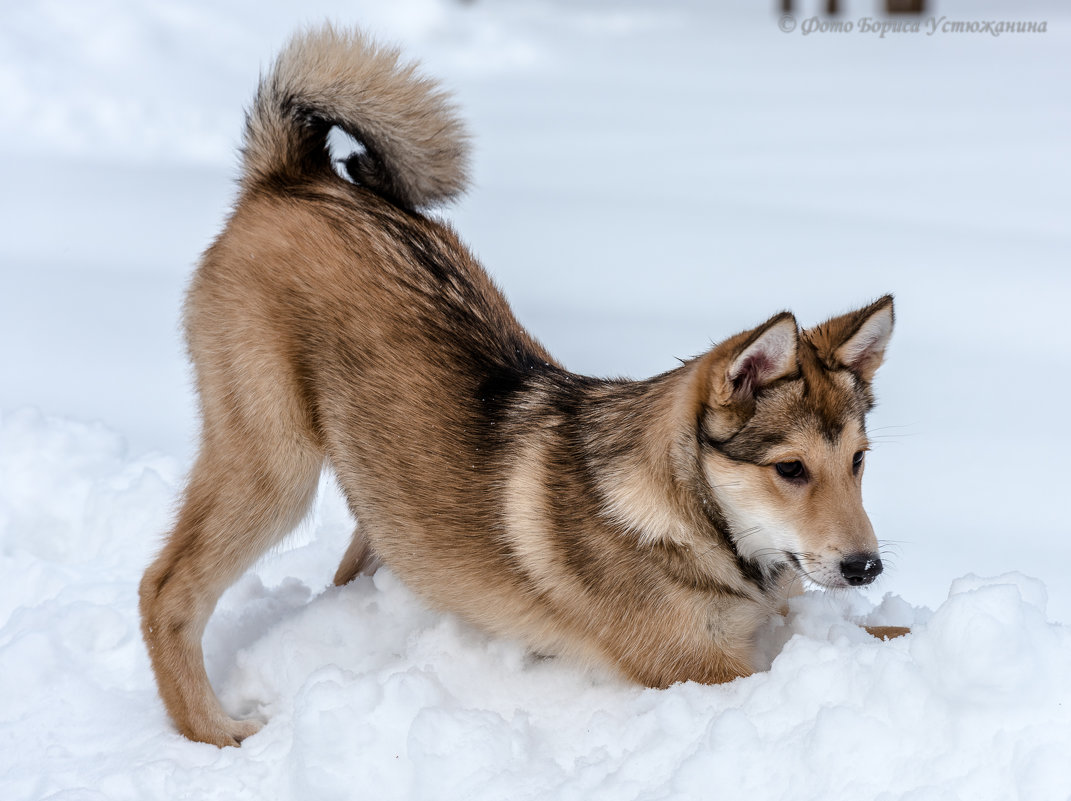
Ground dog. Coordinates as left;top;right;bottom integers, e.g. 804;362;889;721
139;25;905;747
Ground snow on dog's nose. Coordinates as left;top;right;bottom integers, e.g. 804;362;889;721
839;553;883;586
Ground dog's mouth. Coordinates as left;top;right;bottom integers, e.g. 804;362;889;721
785;550;883;589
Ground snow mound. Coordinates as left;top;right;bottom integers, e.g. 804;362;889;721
2;409;1069;801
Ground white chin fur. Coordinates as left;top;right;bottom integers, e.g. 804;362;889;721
797;557;851;589
708;483;801;568
715;505;851;590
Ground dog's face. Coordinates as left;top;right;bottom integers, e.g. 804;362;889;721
694;298;894;589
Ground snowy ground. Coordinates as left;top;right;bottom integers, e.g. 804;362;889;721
2;0;1070;799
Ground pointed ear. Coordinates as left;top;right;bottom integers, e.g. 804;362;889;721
805;295;894;383
707;311;799;406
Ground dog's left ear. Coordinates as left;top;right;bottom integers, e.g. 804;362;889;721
804;295;894;383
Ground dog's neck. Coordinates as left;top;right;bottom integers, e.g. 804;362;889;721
564;363;788;600
577;369;697;546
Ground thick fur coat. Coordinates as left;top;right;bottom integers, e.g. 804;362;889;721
140;26;903;747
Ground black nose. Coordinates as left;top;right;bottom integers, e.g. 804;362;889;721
840;554;883;586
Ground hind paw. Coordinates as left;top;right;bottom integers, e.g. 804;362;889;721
184;715;264;748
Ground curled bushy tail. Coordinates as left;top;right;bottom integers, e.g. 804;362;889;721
242;25;469;208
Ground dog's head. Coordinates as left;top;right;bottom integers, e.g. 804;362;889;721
694;296;894;589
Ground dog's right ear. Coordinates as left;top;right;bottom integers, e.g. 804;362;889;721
701;311;799;408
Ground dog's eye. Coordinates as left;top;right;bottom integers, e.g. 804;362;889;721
852;451;865;474
774;460;806;480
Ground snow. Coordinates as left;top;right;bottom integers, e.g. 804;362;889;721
2;0;1070;798
3;408;1070;800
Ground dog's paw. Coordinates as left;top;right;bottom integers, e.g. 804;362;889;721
864;625;910;641
226;717;264;746
184;715;264;748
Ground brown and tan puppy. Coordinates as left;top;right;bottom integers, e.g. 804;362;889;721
139;25;904;747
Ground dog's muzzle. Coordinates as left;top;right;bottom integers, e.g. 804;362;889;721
839;553;883;586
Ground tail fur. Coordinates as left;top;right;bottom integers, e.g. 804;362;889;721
242;25;470;208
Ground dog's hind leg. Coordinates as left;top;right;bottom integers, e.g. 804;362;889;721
139;429;321;747
333;525;381;585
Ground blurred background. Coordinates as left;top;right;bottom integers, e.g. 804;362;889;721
2;0;1068;617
